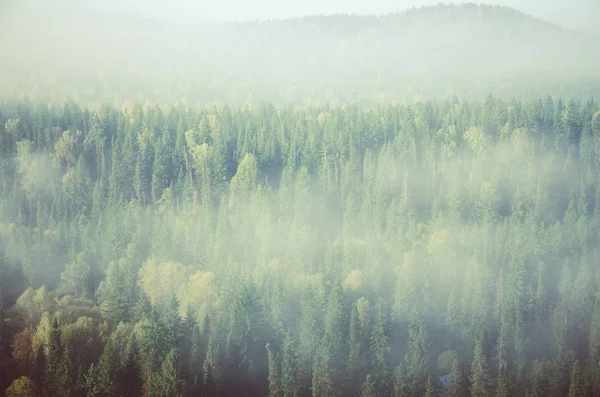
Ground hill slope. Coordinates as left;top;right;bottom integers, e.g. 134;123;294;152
0;3;597;104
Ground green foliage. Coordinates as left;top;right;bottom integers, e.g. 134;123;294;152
267;342;282;397
96;258;136;324
153;348;185;397
369;298;388;388
1;97;600;397
361;373;377;397
6;376;35;397
423;375;435;397
449;360;468;397
470;340;492;397
567;360;585;397
281;332;300;397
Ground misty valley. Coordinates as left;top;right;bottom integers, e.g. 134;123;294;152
1;2;600;397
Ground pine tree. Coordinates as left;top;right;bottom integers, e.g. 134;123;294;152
267;342;282;397
393;365;411;397
202;326;220;397
281;333;300;397
406;305;429;395
449;360;468;397
139;307;168;375
180;305;197;386
530;360;547;397
312;336;335;397
155;348;185;397
423;375;436;397
321;281;346;393
134;129;153;204
162;294;183;351
96;258;135;324
370;298;389;388
347;302;361;382
186;321;203;396
470;340;492;397
45;317;69;397
120;334;143;397
361;374;377;397
496;360;511;397
152;132;173;203
446;286;462;336
96;338;119;396
568;360;585;397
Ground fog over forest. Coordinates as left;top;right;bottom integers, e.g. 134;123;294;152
1;1;599;104
4;0;600;30
1;2;600;397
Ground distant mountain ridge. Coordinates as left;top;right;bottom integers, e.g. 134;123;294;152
0;3;598;104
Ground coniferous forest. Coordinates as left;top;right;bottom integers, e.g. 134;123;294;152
2;3;600;397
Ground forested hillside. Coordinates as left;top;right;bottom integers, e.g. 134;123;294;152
1;96;600;396
1;3;599;104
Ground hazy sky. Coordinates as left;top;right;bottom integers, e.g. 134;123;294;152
74;0;598;31
3;0;598;32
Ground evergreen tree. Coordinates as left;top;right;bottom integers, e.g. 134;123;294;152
449;360;468;397
96;259;135;324
530;360;548;397
162;294;183;351
361;374;377;397
120;334;143;397
370;298;389;388
393;365;411;397
281;332;300;397
154;348;185;397
186;321;203;396
423;375;436;397
45;317;68;397
347;302;361;383
470;340;492;397
406;306;429;395
311;336;335;397
567;360;585;397
139;307;168;375
496;360;511;397
267;342;282;397
152;132;173;203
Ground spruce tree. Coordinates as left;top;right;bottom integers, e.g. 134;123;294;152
568;360;585;397
470;340;492;397
361;374;377;397
393;365;411;397
267;342;282;397
45;317;69;397
162;294;183;352
449;360;468;397
155;348;185;397
281;333;300;397
347;302;361;381
370;298;389;388
406;306;429;395
423;375;436;397
496;360;511;397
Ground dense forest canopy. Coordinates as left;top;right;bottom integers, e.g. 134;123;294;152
1;95;600;396
1;3;599;104
2;2;600;397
